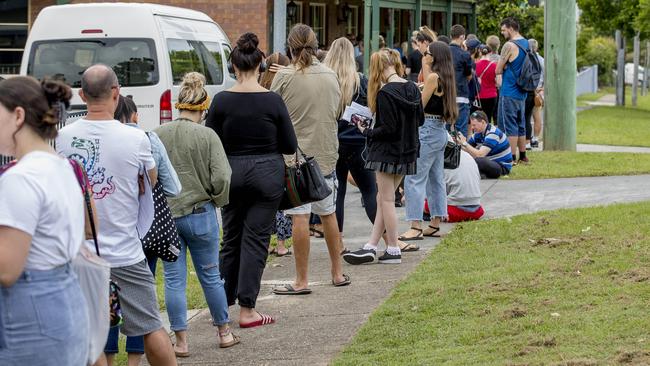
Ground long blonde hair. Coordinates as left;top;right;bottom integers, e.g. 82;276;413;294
324;37;360;117
367;48;404;113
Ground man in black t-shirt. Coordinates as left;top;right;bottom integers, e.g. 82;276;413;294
405;38;422;82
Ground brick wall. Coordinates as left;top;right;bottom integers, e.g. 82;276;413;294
30;0;271;52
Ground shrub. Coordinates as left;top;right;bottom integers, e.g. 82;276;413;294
579;36;617;86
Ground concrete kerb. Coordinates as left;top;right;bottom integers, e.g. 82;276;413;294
146;174;650;366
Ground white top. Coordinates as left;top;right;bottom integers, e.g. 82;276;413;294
0;151;85;270
56;119;156;268
444;150;482;207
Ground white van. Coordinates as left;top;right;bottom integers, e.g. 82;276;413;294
20;3;236;131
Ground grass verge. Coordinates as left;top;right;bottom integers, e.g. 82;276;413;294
334;201;650;365
577;106;650;147
507;151;650;180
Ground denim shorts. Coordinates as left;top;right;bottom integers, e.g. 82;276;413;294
497;95;526;137
0;263;89;365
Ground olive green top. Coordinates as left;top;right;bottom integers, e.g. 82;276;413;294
270;58;341;174
154;118;231;218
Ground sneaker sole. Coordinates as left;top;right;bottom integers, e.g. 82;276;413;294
343;253;375;265
378;258;402;264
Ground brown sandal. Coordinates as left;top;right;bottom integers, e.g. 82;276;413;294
218;328;241;348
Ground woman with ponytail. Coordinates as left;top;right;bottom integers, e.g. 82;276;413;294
0;77;91;364
155;72;238;354
206;32;297;327
343;48;423;265
400;41;458;241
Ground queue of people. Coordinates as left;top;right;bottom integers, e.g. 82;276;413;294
0;17;542;365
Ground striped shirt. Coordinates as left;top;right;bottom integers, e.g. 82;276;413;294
468;124;513;171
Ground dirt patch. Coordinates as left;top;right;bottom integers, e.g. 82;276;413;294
621;269;650;283
577;256;595;267
552;359;599;366
503;307;527;319
516;346;539;357
529;336;557;348
539;217;550;226
616;350;650;364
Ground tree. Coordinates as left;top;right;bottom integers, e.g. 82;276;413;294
577;0;641;38
477;0;544;53
635;0;650;38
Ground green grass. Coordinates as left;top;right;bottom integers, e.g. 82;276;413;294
508;151;650;180
335;202;650;365
576;87;614;107
577;86;650;147
577;106;650;147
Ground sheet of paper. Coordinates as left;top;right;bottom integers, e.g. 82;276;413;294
341;102;372;123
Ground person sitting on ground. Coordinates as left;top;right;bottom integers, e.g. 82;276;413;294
457;110;513;179
444;147;484;222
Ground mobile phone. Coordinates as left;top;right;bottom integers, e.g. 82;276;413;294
351;114;371;129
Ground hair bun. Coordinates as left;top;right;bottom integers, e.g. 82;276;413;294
181;72;206;91
41;79;72;109
237;33;259;54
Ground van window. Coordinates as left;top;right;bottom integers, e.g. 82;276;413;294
167;39;223;86
222;43;235;79
27;39;158;88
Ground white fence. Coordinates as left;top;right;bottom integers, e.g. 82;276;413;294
576;65;599;97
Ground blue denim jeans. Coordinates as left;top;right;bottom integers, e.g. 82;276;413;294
163;202;230;331
0;263;89;365
455;102;470;136
104;254;157;355
497;95;526;137
404;116;448;220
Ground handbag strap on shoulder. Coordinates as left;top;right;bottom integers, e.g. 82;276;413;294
68;159;100;257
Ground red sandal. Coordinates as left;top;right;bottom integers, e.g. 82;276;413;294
239;312;275;329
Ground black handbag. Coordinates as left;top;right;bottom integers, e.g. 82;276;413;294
279;147;333;210
141;181;181;262
444;129;462;170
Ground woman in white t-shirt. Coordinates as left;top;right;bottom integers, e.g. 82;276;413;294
0;77;90;365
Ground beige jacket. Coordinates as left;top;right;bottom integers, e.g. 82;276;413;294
270;58;341;174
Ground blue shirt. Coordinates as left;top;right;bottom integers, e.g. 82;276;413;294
450;43;473;99
469;124;513;172
127;123;182;197
501;38;529;100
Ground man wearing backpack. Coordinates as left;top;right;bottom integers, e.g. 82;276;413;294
496;17;541;164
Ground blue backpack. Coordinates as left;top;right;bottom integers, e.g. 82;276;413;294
513;41;542;92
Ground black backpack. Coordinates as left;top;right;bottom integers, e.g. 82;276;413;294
513;41;542;92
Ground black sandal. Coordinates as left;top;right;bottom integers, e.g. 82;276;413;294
398;227;424;241
423;225;441;237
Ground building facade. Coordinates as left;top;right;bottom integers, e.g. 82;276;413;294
1;0;475;76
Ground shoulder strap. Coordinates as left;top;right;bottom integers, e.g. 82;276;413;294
512;40;529;54
68;159;100;257
479;62;495;79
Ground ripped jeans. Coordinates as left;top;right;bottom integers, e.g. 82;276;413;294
163;202;230;331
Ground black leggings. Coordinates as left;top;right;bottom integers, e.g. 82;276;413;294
220;154;284;308
480;97;498;125
335;143;378;231
475;157;508;179
524;91;535;140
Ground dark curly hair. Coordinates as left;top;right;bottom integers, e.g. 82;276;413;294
0;76;71;140
231;32;265;72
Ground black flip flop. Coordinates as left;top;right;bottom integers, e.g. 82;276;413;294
398;227;424;241
275;250;292;257
273;284;312;295
332;274;351;287
399;242;420;252
423;225;441;237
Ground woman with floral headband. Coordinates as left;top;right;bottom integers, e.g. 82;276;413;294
154;72;239;355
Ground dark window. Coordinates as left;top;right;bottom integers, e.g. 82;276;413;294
27;38;159;88
0;24;27;49
0;0;28;23
167;39;224;86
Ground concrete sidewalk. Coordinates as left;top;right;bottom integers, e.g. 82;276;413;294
158;175;650;366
